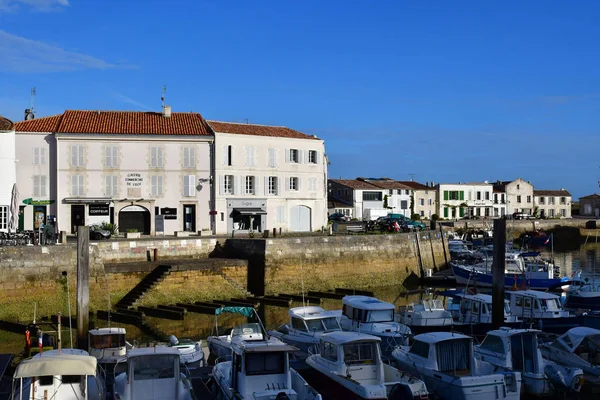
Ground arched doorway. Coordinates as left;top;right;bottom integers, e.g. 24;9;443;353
290;205;311;232
118;205;151;234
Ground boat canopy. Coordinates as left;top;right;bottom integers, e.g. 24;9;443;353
556;327;600;353
14;355;97;378
215;306;254;317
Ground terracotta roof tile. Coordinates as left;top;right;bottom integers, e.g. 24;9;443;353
366;180;412;190
534;189;571;197
15;110;213;135
14;114;62;132
328;179;381;190
208;120;318;140
396;180;431;190
0;115;14;131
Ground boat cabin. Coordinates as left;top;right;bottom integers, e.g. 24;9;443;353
397;299;453;327
288;306;342;333
341;296;396;325
318;332;384;386
505;290;569;319
550;327;600;365
405;332;473;376
114;347;186;400
228;336;298;399
476;328;542;373
88;327;128;362
12;349;103;400
448;293;514;324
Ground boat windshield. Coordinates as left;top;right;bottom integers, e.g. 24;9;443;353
366;309;394;323
132;355;176;380
245;352;285;376
540;298;560;310
305;317;341;332
90;334;125;349
343;342;377;365
504;302;511;314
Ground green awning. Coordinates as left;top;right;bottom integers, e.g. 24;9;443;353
215;306;254;317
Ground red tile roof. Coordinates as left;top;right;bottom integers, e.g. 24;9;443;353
208;120;318;140
0;115;14;131
366;180;412;190
328;179;381;190
534;189;571;197
15;110;213;135
580;193;600;200
396;180;431;190
14;114;62;132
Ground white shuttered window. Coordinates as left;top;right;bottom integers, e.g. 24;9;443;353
105;175;118;196
71;145;84;167
151;176;163;196
183;175;196;197
71;175;84;196
105;146;118;168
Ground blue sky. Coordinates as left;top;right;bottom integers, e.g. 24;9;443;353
1;0;599;199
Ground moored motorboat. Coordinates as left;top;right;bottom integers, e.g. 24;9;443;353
212;334;322;400
268;306;342;359
12;349;106;400
206;306;262;365
88;327;133;364
395;299;453;334
564;282;600;311
168;335;205;368
474;327;583;396
339;296;411;357
306;331;428;400
113;347;195;400
391;332;521;400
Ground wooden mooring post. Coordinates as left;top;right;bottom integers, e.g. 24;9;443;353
76;225;90;350
492;218;506;330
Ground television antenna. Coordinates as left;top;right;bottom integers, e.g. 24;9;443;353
408;173;416;181
24;87;36;120
30;87;36;111
161;85;167;108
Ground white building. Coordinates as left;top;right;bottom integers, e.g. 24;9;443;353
15;109;213;235
0;116;16;232
359;178;412;216
209;121;327;234
327;179;385;220
534;189;572;219
436;182;494;219
492;178;534;217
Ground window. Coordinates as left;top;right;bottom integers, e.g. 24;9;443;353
540;197;545;205
33;147;46;165
245;176;255;195
389;189;394;195
343;342;376;365
224;175;233;195
268;148;277;168
308;150;317;164
151;176;163;196
0;206;7;230
363;191;382;201
561;209;566;217
476;191;481;200
480;335;505;353
71;175;84;196
527;195;531;203
560;197;566;205
268;177;278;195
308;177;317;191
524;297;532;309
183;175;196;197
289;177;299;191
515;296;523;307
472;301;480;314
183;147;196;168
245;352;285;376
245;146;256;167
400;200;408;209
132;355;176;381
33;175;47;197
501;194;505;203
288;149;300;163
549;209;555;217
494;194;498;204
485;192;490;200
344;189;348;195
443;191;464;201
517;195;522;203
420;210;424;217
337;189;341;196
517;184;520;190
71;145;84;167
224;145;233;166
276;205;285;222
321;341;337;361
409;340;430;358
428;199;433;206
549;197;555;205
105;175;118;196
105;145;118;168
367;309;394;322
150;146;163;167
291;317;306;331
419;198;424;206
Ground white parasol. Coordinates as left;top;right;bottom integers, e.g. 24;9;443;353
8;183;19;233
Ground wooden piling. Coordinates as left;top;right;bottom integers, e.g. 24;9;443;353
439;225;449;267
429;233;437;270
415;233;424;276
492;218;506;331
76;225;89;351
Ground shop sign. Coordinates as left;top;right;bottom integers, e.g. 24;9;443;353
161;207;178;220
89;204;110;216
125;173;144;187
22;198;55;205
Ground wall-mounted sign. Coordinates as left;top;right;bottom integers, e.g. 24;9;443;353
161;207;178;220
89;204;110;216
125;173;144;187
22;198;55;205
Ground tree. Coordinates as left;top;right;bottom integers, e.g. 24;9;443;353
383;195;392;209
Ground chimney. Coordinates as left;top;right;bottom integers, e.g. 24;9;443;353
163;105;172;118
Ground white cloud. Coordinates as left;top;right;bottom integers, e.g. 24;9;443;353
113;93;151;111
0;30;131;73
0;0;68;12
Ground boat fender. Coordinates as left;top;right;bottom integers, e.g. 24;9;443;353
169;335;179;345
275;392;290;400
279;325;289;334
545;364;568;389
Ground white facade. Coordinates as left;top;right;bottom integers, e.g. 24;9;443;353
0;117;16;232
212;124;327;234
437;182;494;219
15;111;213;236
534;190;572;219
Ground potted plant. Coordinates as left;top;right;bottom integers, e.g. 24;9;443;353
125;228;140;239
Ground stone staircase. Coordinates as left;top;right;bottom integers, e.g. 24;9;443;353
115;265;172;309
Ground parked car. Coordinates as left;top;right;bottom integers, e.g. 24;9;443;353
513;212;534;220
328;213;350;222
90;225;111;240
